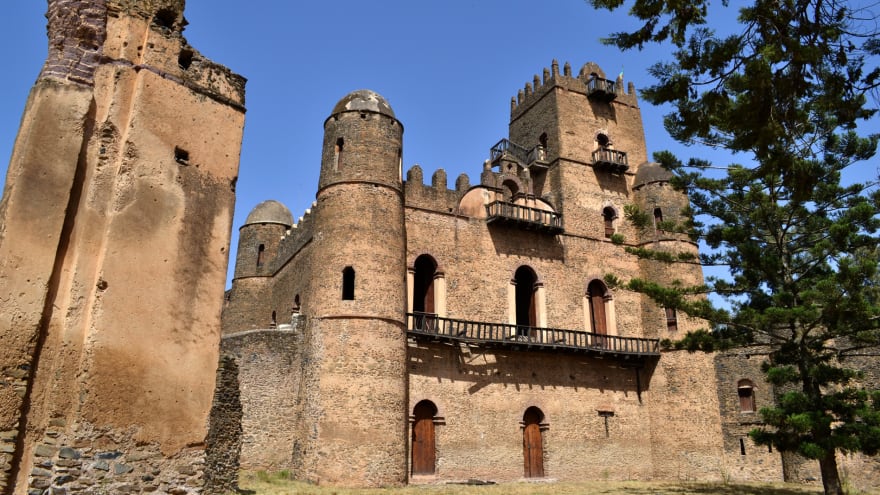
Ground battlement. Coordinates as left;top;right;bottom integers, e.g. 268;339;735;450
510;60;638;121
270;203;316;272
404;165;471;213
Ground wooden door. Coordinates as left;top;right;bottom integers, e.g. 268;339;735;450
523;408;544;478
412;402;436;475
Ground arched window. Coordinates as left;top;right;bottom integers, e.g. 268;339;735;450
597;133;610;148
522;407;545;478
342;266;355;300
411;400;438;475
270;310;277;327
738;379;756;412
514;266;538;337
256;244;265;268
603;207;616;238
653;207;663;226
335;137;344;170
665;307;678;332
293;294;301;313
502;179;519;202
587;280;610;345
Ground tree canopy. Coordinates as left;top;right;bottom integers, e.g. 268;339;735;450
589;0;880;493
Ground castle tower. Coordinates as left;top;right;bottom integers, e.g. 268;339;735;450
0;2;245;493
507;61;648;239
298;90;408;485
221;200;294;333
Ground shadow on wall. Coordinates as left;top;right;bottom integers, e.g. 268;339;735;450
408;342;657;396
488;227;565;260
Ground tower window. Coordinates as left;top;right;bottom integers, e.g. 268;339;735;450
178;49;193;70
174;147;189;165
256;244;265;268
342;266;355;300
665;307;678;332
597;133;610;148
654;207;663;228
603;207;616;238
335;137;344;170
738;379;756;412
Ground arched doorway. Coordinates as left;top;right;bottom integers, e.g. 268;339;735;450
514;266;538;338
522;406;545;478
413;255;438;331
413;255;437;314
412;400;438;475
588;280;608;346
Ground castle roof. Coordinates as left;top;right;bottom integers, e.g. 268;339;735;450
243;200;294;227
633;161;673;188
331;89;396;118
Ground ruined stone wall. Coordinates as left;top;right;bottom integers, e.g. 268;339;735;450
218;327;303;473
0;2;245;493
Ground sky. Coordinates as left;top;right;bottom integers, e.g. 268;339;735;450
1;1;876;289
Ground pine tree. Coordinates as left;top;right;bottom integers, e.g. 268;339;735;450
589;0;880;493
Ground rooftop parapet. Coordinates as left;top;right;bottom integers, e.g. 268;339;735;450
510;60;637;121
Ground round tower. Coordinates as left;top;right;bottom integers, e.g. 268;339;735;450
303;90;407;486
233;199;293;279
222;200;293;334
632;162;702;338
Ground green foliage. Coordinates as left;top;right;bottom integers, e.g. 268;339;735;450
610;233;626;244
588;0;880;493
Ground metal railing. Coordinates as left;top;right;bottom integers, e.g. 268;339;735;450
490;139;548;167
407;312;660;357
485;201;563;232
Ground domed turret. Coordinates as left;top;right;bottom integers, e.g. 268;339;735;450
319;89;403;191
633;161;673;190
233;200;292;280
330;89;396;119
243;200;293;227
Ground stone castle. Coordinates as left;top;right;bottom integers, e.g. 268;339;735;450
2;2;879;494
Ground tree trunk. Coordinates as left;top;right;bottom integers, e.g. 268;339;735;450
819;453;843;495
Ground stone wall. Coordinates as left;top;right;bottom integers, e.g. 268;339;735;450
0;2;245;493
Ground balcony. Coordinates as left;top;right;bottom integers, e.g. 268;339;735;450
486;201;563;234
490;139;549;170
592;149;629;174
587;77;617;102
407;312;660;359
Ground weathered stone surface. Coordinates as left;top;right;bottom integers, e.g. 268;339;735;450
0;1;245;493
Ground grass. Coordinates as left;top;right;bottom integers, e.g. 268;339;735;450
235;471;844;495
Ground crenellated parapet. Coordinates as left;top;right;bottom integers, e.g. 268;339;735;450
269;204;316;273
404;164;471;213
510;59;638;123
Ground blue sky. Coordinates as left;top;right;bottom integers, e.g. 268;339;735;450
2;1;876;289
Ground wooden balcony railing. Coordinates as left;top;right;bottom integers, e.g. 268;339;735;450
485;201;564;234
407;312;660;358
587;77;617;102
592;149;629;174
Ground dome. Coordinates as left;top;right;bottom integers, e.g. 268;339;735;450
633;161;673;189
331;90;396;119
243;200;293;227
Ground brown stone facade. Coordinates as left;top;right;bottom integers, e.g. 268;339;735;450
0;1;245;493
219;64;739;486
